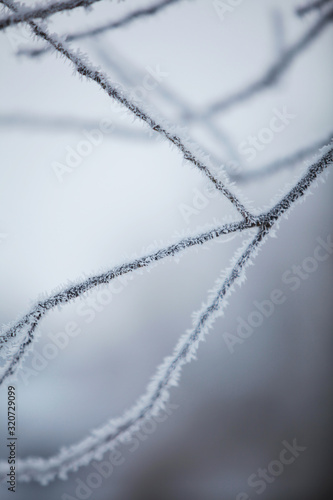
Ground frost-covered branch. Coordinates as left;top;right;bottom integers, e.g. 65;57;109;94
296;0;333;16
199;8;333;118
17;0;181;58
0;219;254;383
0;0;103;30
2;0;252;221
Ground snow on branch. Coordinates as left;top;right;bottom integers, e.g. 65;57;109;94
0;0;103;30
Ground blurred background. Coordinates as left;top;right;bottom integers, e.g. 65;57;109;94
0;0;332;498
